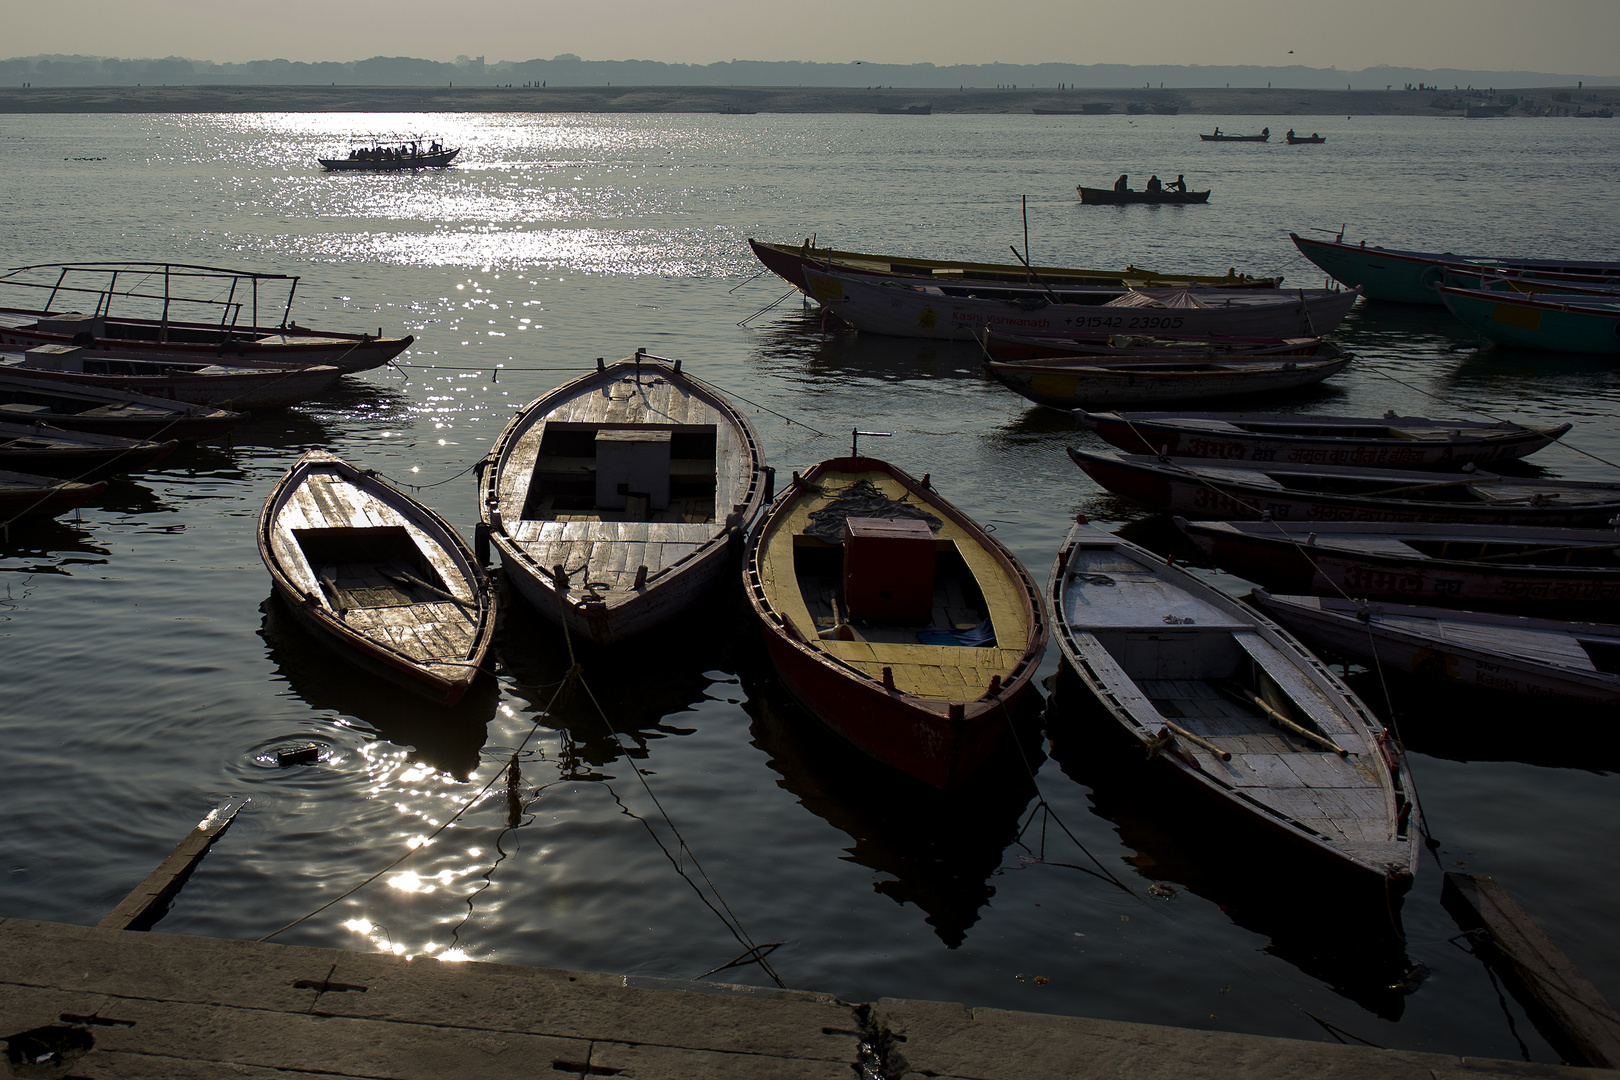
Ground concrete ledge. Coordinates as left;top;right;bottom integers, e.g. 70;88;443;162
2;918;1612;1079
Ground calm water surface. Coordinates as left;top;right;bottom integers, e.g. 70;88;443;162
2;111;1618;1061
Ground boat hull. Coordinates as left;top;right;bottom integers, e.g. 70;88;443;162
1078;187;1211;205
1251;592;1620;706
987;355;1346;409
1438;287;1620;354
0;360;342;409
744;457;1047;789
259;450;495;705
810;270;1360;342
1290;233;1620;306
745;239;1278;294
1049;521;1417;889
0;469;106;517
0;308;411;373
1077;410;1567;470
0;373;244;441
1072;448;1620;527
318;149;460;170
482;354;769;646
0;421;177;476
1177;520;1620;616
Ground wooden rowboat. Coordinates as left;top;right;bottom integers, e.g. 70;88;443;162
0;262;412;371
987;353;1347;409
1200;129;1269;142
481;351;769;646
982;329;1329;362
0;468;106;518
1069;448;1620;527
1076;410;1569;470
1249;591;1620;706
0;372;244;441
258;449;495;704
1050;520;1419;888
0;420;177;476
1436;285;1620;354
1289;233;1620;306
744;452;1047;789
1078;186;1211;205
1285;133;1327;145
2;347;341;409
807;268;1362;342
1174;520;1620;617
746;238;1278;296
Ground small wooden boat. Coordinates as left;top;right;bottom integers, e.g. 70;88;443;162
987;352;1347;409
806;268;1362;342
1078;186;1211;205
1285;132;1326;145
983;329;1329;362
745;239;1280;296
1077;410;1569;470
1;347;342;409
0;262;412;371
744;450;1047;788
0;372;244;441
1441;266;1620;298
1200;128;1269;142
1436;285;1620;354
318;140;460;170
1175;520;1620;617
1289;233;1620;306
482;351;769;646
0;420;177;476
0;468;106;518
1249;591;1620;706
1050;519;1418;888
1069;448;1620;527
258;450;494;704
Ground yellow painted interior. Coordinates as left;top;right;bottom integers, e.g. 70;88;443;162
759;470;1030;701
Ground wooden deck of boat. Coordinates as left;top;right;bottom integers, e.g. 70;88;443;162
495;367;752;595
269;466;479;674
758;469;1030;700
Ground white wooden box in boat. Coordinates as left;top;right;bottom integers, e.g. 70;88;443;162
481;352;768;645
1049;520;1419;888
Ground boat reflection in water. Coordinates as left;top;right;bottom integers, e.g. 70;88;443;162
495;583;749;776
744;672;1044;948
258;594;496;779
1045;671;1419;1019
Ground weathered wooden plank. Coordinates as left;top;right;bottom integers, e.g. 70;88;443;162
98;798;249;932
1444;873;1620;1068
1237;754;1307;788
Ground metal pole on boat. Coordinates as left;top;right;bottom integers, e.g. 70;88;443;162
161;265;171;342
45;268;67;312
1023;195;1031;285
252;279;258;328
102;270;117;318
282;276;297;329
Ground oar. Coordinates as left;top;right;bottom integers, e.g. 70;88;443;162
1007;246;1065;307
1215;681;1347;756
381;568;478;611
1357;474;1502;498
317;573;347;617
1158;721;1232;762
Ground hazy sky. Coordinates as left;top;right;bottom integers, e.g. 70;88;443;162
10;0;1618;75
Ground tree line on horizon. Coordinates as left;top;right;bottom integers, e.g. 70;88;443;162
1;53;1610;91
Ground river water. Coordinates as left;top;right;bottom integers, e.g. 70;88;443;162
2;111;1618;1062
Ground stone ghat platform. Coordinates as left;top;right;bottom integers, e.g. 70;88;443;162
1;917;1610;1079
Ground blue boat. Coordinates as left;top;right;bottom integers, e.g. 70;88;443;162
1438;285;1620;353
1291;233;1620;306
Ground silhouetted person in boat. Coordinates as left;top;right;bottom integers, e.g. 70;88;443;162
1114;174;1129;193
1212;127;1221;136
1168;174;1187;192
1146;175;1162;194
1287;129;1295;139
1261;127;1269;136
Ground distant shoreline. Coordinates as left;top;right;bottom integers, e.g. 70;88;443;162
0;84;1611;116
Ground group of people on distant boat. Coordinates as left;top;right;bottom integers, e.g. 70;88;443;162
347;140;444;161
1114;173;1188;194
